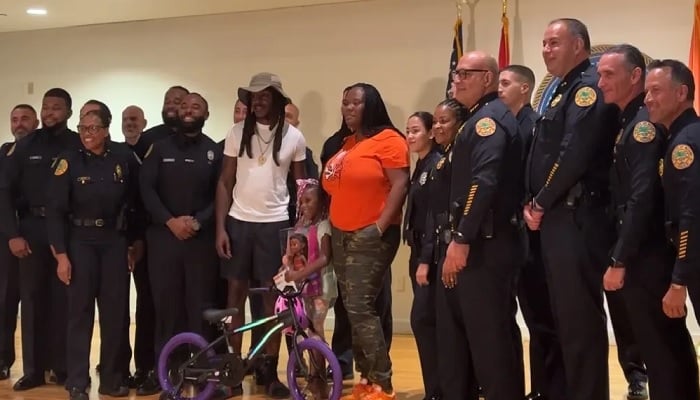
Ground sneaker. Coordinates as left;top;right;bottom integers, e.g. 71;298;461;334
363;384;396;400
340;382;374;400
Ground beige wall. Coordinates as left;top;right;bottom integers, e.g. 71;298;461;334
0;0;696;336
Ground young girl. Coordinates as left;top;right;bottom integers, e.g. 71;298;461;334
279;178;335;397
283;179;336;337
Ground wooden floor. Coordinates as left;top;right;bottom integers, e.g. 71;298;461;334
0;324;632;399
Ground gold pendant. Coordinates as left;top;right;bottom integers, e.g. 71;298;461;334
258;155;266;165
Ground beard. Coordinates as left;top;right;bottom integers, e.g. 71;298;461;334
177;116;206;135
161;110;179;128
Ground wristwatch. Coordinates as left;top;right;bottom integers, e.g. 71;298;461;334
451;230;468;245
610;257;625;269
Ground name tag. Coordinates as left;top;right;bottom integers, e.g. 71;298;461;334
29;155;42;161
184;159;195;163
162;158;175;163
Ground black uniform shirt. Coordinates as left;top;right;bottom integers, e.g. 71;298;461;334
139;124;176;150
127;136;151;160
46;142;141;253
609;94;666;265
661;108;700;285
404;148;441;263
139;132;222;229
0;127;81;238
424;140;455;259
527;59;619;209
517;104;538;167
451;92;522;243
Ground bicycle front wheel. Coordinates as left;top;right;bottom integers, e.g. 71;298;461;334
287;337;343;400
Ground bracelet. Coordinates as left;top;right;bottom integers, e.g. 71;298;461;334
375;222;383;236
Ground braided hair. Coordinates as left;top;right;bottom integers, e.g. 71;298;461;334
437;98;469;127
238;89;288;166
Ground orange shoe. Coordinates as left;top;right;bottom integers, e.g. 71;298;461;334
363;384;396;400
340;382;374;399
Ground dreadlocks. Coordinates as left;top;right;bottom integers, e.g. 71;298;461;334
238;89;288;166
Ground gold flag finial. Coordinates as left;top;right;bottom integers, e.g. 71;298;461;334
502;0;507;15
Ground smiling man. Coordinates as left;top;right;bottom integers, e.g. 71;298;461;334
215;72;306;398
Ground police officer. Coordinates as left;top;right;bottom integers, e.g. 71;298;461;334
599;48;700;400
524;19;618;400
139;85;189;148
0;104;39;381
403;111;441;400
499;65;566;400
439;50;525;400
0;88;82;391
47;104;140;400
139;92;222;394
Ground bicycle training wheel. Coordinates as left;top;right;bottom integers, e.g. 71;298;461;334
287;337;343;400
157;332;217;400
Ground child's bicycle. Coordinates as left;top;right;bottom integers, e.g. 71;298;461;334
157;280;343;400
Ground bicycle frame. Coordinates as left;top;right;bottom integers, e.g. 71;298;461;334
175;288;310;383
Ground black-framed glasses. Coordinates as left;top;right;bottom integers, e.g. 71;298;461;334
77;125;104;134
451;69;489;80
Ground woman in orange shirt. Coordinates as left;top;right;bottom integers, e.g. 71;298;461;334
322;83;409;400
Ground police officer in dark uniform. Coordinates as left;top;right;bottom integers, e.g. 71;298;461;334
119;105;156;390
139;92;222;394
524;19;618;400
438;51;524;400
599;48;700;400
0;104;40;381
138;85;189;149
47;105;141;400
0;88;82;391
403;111;441;400
499;65;566;400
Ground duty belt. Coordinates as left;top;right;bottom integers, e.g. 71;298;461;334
72;218;115;228
18;206;46;218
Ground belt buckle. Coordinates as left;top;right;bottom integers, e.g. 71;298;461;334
95;219;104;227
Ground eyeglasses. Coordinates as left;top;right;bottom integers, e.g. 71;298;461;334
77;125;104;134
451;69;489;80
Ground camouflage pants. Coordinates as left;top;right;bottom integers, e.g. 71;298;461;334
331;224;400;391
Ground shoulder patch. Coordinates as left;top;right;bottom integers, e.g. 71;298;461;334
5;143;15;156
671;144;694;170
475;117;496;137
54;159;68;176
632;121;656;143
144;144;153;159
574;86;597;107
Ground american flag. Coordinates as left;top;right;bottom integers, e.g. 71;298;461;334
446;16;463;99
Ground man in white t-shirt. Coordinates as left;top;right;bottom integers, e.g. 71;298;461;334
215;72;306;398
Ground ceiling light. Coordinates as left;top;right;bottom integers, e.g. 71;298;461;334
26;8;47;15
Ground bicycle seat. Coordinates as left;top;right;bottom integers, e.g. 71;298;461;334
202;308;239;323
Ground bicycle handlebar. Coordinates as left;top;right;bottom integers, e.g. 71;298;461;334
249;279;309;299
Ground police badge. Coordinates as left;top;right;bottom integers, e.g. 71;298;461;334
207;150;214;161
419;171;428;186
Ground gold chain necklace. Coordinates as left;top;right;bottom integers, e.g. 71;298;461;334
255;132;274;165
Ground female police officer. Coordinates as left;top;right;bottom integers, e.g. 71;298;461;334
47;104;140;400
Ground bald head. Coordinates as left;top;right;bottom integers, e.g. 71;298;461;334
122;105;147;142
452;51;499;108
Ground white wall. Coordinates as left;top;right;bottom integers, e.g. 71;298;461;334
1;0;697;339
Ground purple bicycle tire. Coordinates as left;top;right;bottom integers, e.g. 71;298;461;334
157;332;216;400
287;337;343;400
